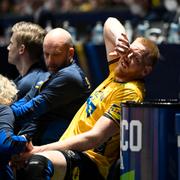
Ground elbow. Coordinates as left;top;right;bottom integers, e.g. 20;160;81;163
90;137;101;148
105;17;120;27
106;17;117;23
104;17;116;28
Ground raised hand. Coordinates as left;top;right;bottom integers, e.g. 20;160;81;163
109;33;130;58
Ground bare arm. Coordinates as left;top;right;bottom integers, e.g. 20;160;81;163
103;17;129;62
25;116;119;155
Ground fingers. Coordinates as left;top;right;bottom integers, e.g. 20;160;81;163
121;33;129;41
26;141;33;151
127;51;133;58
115;34;130;54
108;33;131;59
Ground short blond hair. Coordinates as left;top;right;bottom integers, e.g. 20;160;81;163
12;21;46;60
0;75;18;105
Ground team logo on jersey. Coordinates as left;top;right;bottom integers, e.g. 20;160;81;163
86;96;96;117
106;104;121;122
86;91;104;117
72;167;80;180
35;81;44;89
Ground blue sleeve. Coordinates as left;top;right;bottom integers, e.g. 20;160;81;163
11;67;85;121
11;97;27;109
39;69;84;107
0;130;27;156
11;94;48;121
0;105;15;131
0;105;28;158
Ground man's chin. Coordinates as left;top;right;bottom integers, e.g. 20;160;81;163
115;67;127;77
48;67;57;73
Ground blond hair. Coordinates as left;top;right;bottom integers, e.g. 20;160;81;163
0;75;18;105
12;21;46;60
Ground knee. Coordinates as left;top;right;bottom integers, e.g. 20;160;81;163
24;154;54;179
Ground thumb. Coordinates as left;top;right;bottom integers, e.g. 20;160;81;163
26;141;33;151
109;51;118;56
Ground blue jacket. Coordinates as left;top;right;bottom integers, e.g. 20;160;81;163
11;61;91;145
14;63;49;100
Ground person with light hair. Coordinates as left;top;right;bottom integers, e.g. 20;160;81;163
0;74;29;179
7;21;49;99
0;74;18;105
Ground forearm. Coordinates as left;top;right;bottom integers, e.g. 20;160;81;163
11;95;48;120
0;130;27;155
34;131;101;153
11;98;27;109
36;116;118;153
104;17;127;62
25;116;119;161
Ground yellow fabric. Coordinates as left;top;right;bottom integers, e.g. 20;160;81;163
109;61;117;74
60;71;145;178
75;42;91;78
151;0;160;7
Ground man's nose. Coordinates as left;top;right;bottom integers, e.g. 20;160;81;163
46;55;53;63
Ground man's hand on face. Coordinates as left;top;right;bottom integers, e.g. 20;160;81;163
109;33;130;58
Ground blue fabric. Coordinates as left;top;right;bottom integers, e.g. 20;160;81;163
11;61;91;145
0;130;27;160
11;94;48;121
0;105;15;131
0;105;28;180
0;106;27;158
11;97;27;108
45;158;54;180
14;63;50;100
0;164;14;180
175;113;180;134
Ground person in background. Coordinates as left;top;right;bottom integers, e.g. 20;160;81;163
13;17;159;180
10;27;91;146
0;74;29;180
7;21;49;100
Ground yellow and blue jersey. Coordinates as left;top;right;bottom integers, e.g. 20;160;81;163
60;70;145;178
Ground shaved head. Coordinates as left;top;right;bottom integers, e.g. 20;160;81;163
44;28;73;48
43;28;74;72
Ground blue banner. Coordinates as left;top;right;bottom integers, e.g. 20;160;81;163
120;102;180;180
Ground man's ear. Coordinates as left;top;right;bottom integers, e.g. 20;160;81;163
69;47;74;59
18;44;25;55
142;65;152;77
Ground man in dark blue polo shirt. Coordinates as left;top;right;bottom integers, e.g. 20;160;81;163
7;21;50;100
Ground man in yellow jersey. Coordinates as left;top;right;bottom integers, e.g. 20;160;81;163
12;17;159;180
